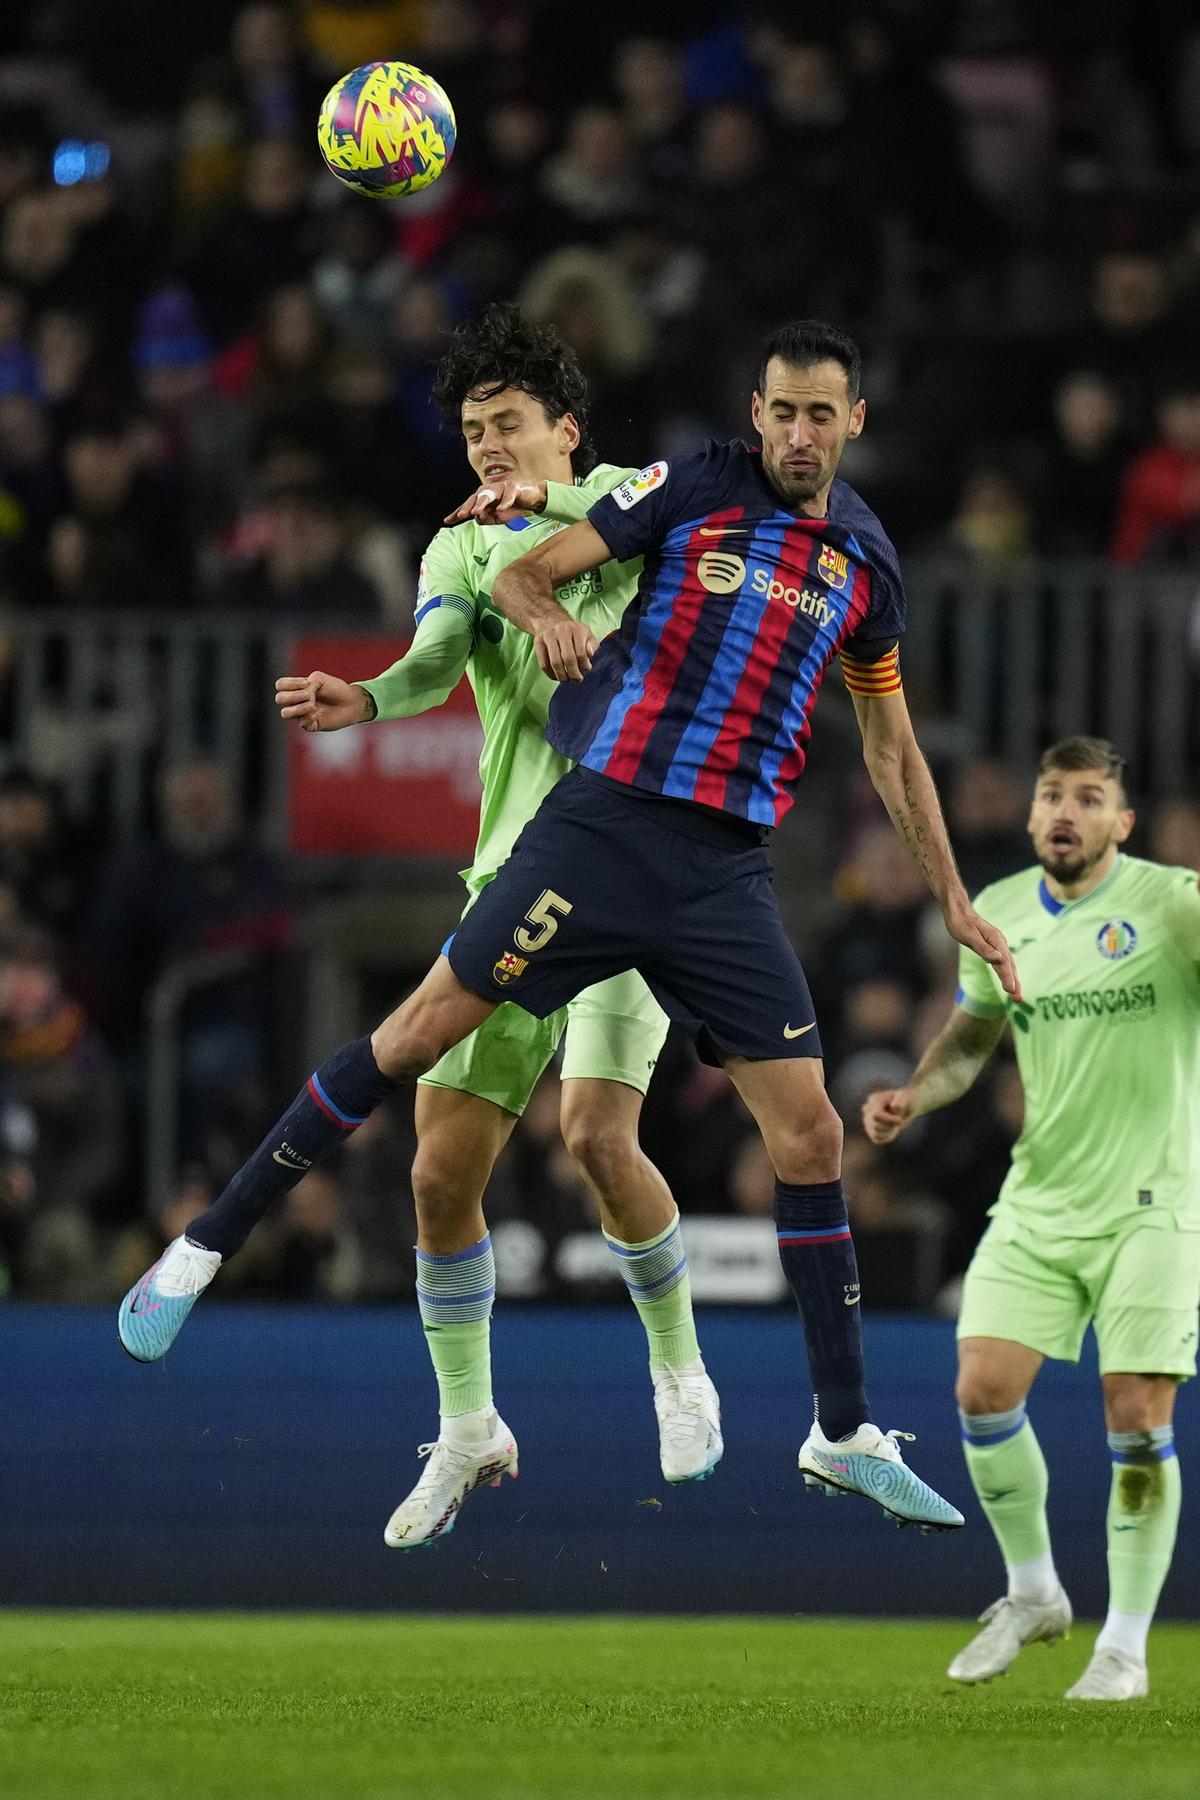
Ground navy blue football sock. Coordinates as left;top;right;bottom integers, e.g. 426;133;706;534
186;1036;395;1257
775;1178;872;1441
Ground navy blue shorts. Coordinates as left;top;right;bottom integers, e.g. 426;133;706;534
448;769;821;1065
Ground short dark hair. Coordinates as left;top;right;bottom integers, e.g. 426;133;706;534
432;302;596;475
757;319;862;404
1038;736;1129;798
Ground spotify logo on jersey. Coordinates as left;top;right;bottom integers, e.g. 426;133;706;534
697;550;747;594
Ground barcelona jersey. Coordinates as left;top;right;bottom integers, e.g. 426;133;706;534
546;439;907;828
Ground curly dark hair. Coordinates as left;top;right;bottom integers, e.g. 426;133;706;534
432;302;596;475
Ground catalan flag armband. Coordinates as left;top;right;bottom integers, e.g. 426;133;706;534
841;642;902;697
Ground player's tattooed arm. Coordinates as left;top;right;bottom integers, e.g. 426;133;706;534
851;687;1023;1000
491;520;614;682
862;1006;1008;1144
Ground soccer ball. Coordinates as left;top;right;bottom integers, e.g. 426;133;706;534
316;61;456;199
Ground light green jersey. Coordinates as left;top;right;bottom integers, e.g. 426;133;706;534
957;855;1200;1234
360;464;636;895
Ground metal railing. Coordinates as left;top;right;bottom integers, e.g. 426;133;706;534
2;566;1198;846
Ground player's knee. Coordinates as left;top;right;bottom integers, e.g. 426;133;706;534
562;1112;639;1192
954;1367;1025;1416
1104;1382;1174;1436
371;1012;442;1082
766;1103;843;1185
411;1154;474;1235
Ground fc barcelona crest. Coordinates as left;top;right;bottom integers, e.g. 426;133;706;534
817;544;850;590
493;950;529;984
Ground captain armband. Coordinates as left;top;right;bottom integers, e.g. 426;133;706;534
840;643;902;697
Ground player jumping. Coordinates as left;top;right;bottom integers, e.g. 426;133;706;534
121;306;722;1542
864;736;1199;1698
123;318;1019;1539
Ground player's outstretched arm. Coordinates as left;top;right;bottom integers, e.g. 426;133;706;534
862;1006;1008;1144
851;686;1023;1000
491;520;614;682
275;603;472;730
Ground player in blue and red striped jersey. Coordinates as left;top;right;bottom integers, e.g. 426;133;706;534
430;319;1020;1528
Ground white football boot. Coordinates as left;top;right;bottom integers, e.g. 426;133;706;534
383;1412;518;1550
798;1421;965;1530
1065;1647;1149;1701
652;1367;723;1483
947;1588;1073;1683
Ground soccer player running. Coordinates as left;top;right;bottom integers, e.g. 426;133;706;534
123;317;1017;1538
121;305;723;1543
864;737;1200;1699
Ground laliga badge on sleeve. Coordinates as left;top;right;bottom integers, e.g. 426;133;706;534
613;461;669;511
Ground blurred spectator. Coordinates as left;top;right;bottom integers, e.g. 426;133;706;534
1110;377;1200;564
229;2;318;139
187;136;318;345
47;418;191;608
0;1074;36;1296
84;759;293;1158
0;393;63;598
946;757;1030;894
1042;371;1128;556
218;281;334;440
813;824;934;1058
518;247;654;461
1147;796;1200;872
312;204;408;343
0;191;78;314
219;481;384;614
0;928;123;1268
1070;250;1193;430
132;286;252;543
33;309;110;436
0;770;95;936
932;465;1039;565
612;36;691;184
540;106;640;243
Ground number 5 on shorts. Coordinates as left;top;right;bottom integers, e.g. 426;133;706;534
515;888;573;953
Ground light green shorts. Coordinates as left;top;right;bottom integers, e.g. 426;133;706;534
418;969;669;1116
958;1210;1200;1377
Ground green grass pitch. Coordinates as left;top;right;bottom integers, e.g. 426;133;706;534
2;1612;1198;1799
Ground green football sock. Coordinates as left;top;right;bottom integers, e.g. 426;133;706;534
1105;1428;1181;1616
604;1209;702;1371
415;1235;495;1418
960;1405;1053;1567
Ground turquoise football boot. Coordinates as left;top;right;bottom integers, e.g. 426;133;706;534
798;1423;965;1531
118;1237;222;1362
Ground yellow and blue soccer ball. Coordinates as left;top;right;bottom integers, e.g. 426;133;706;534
316;61;456;199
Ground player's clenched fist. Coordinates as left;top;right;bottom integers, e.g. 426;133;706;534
861;1087;916;1145
534;619;597;683
275;671;373;731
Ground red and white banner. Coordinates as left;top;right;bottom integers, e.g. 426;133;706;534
285;636;483;856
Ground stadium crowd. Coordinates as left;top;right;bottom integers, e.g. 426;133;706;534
1;1;1199;1305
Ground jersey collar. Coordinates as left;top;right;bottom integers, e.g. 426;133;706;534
1037;853;1125;918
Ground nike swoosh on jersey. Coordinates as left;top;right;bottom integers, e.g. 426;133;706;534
783;1022;816;1039
472;553;492;566
698;525;750;536
843;1293;861;1306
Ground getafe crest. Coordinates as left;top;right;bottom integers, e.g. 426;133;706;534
817;545;850;590
1096;920;1137;961
493;950;529;984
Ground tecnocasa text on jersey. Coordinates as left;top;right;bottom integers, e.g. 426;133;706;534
1034;981;1156;1023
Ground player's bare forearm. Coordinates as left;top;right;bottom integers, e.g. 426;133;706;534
907;1008;1007;1117
853;689;1022;998
491;520;614;682
858;707;964;910
862;1005;1007;1144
